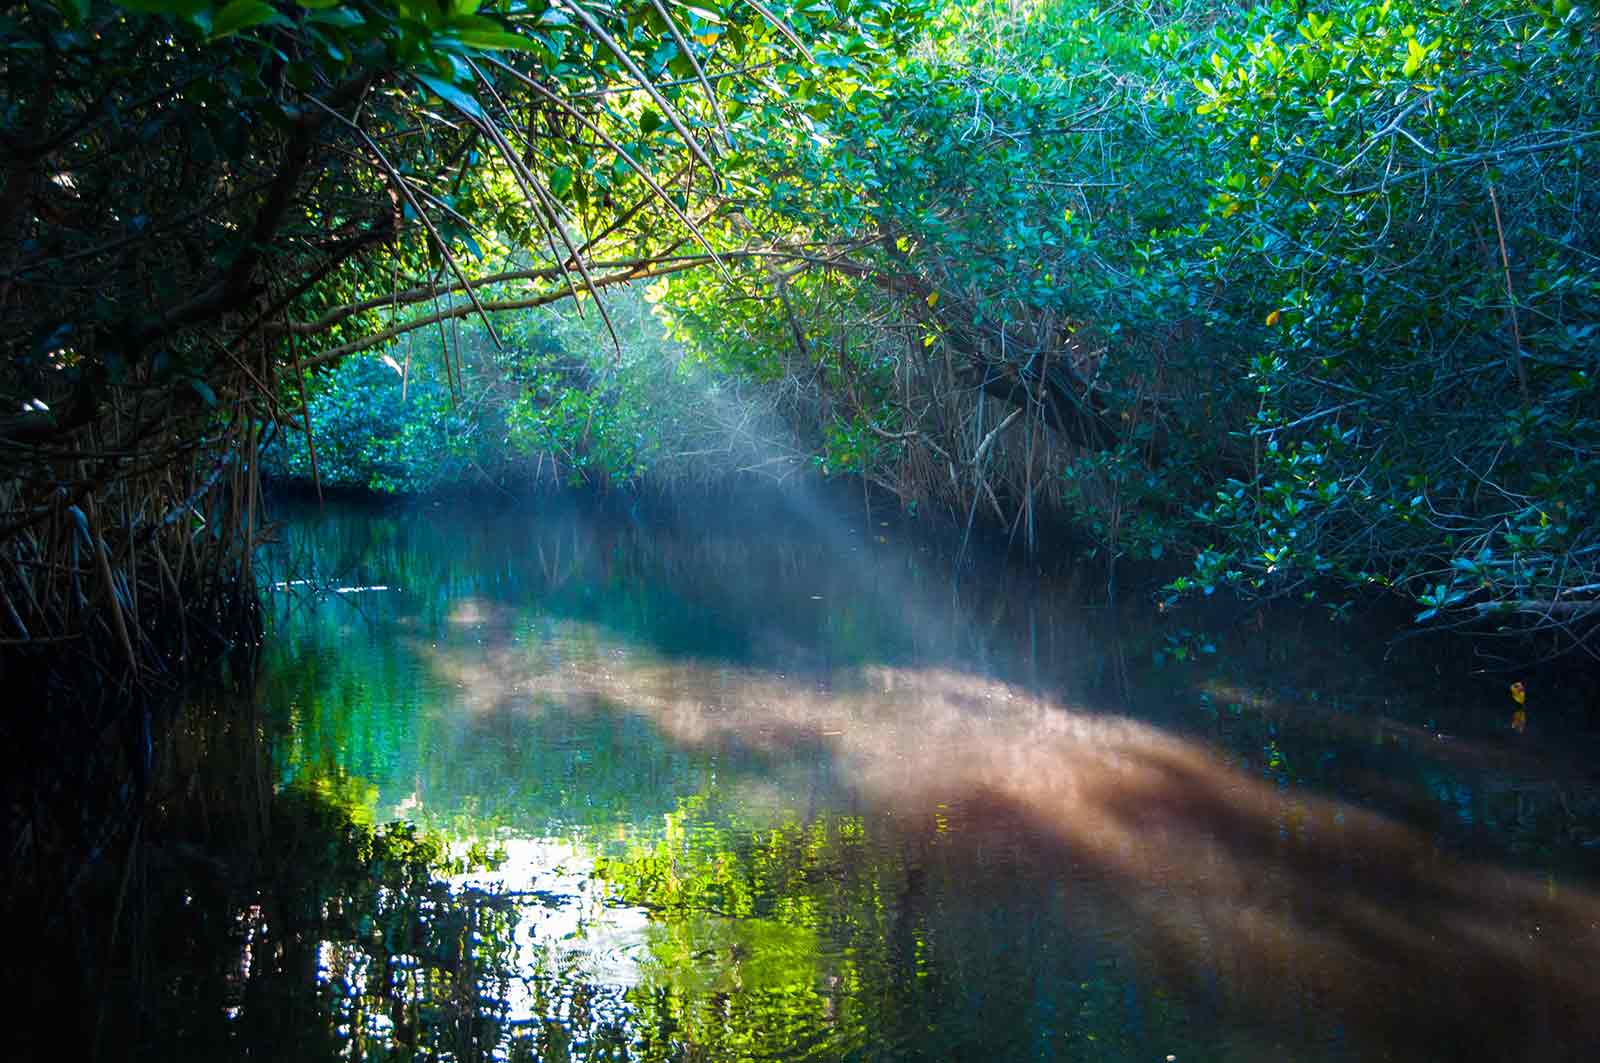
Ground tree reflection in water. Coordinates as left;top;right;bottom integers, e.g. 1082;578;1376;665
412;606;1600;1062
41;502;1600;1063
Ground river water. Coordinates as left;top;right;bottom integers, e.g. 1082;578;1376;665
140;495;1600;1061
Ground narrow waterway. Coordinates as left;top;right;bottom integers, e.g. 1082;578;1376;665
130;495;1600;1061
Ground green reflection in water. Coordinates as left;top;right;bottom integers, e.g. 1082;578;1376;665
109;497;1600;1062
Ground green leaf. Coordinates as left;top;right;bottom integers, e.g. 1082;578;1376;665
455;27;543;51
549;165;574;199
212;0;278;37
639;107;663;135
307;7;365;26
414;72;486;121
1402;38;1427;77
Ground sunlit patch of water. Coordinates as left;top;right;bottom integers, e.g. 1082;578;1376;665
446;837;654;997
239;502;1600;1061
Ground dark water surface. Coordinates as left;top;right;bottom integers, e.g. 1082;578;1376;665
155;497;1600;1061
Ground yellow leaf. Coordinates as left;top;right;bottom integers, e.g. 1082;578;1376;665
1510;681;1526;705
1404;38;1427;78
925;291;939;308
1265;310;1282;327
694;30;720;46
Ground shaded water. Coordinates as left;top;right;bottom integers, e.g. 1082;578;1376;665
135;496;1600;1060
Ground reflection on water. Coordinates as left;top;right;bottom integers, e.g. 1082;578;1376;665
144;498;1600;1060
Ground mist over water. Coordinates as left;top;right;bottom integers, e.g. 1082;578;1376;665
197;496;1600;1061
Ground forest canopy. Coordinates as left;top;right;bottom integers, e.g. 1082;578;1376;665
0;0;925;682
656;0;1599;654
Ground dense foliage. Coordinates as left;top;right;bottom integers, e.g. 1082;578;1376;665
4;0;1596;669
0;0;920;688
657;0;1600;653
264;285;798;491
